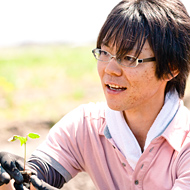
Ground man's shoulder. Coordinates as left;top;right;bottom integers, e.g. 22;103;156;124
55;102;107;132
62;102;107;120
80;102;107;119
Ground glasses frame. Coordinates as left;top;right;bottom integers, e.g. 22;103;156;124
92;48;156;68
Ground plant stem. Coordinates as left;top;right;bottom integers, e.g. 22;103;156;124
24;142;26;171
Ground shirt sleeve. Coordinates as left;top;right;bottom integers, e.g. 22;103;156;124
27;155;66;188
31;104;87;181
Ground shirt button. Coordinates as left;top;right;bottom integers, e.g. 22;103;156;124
135;180;139;185
122;163;126;167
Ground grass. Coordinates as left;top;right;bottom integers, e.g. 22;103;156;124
0;45;97;82
0;44;105;122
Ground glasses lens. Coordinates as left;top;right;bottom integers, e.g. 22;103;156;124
93;49;110;62
121;55;137;67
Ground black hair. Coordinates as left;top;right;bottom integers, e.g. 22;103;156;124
97;0;190;98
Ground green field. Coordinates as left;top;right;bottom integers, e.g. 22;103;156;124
0;45;105;123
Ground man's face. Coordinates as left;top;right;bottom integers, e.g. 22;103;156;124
97;40;168;113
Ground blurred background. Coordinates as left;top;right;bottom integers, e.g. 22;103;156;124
0;0;189;189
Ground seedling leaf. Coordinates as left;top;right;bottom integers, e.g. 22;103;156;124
8;135;19;142
8;135;27;146
28;133;40;139
8;132;40;171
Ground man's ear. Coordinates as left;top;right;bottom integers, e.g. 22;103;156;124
164;69;179;81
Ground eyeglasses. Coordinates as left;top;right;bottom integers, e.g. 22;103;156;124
92;48;156;68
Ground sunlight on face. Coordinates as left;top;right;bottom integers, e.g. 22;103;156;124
98;41;167;112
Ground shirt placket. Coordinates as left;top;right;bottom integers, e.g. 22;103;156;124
106;137;134;179
132;138;163;190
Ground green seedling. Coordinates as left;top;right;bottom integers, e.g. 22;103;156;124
8;133;40;171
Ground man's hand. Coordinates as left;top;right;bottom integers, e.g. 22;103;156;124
13;175;59;190
0;152;60;190
0;152;24;185
0;165;11;186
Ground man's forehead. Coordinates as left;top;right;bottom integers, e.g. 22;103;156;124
101;40;151;53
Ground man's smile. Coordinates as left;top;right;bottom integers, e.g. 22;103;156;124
106;83;127;91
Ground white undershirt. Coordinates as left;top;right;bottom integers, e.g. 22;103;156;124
105;90;180;170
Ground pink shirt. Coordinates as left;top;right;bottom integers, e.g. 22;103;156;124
34;102;190;190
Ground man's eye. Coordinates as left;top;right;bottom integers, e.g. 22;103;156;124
101;50;108;55
124;56;136;62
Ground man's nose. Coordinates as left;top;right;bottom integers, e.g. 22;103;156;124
105;57;122;76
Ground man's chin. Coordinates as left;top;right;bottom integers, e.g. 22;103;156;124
106;102;124;112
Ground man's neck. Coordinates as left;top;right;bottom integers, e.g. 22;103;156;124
123;95;165;151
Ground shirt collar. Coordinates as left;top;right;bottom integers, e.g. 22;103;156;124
161;100;190;152
98;121;108;136
103;125;112;139
100;101;190;152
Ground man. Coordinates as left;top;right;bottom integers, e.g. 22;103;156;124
0;0;190;189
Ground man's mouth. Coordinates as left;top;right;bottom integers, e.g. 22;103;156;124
106;84;127;91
